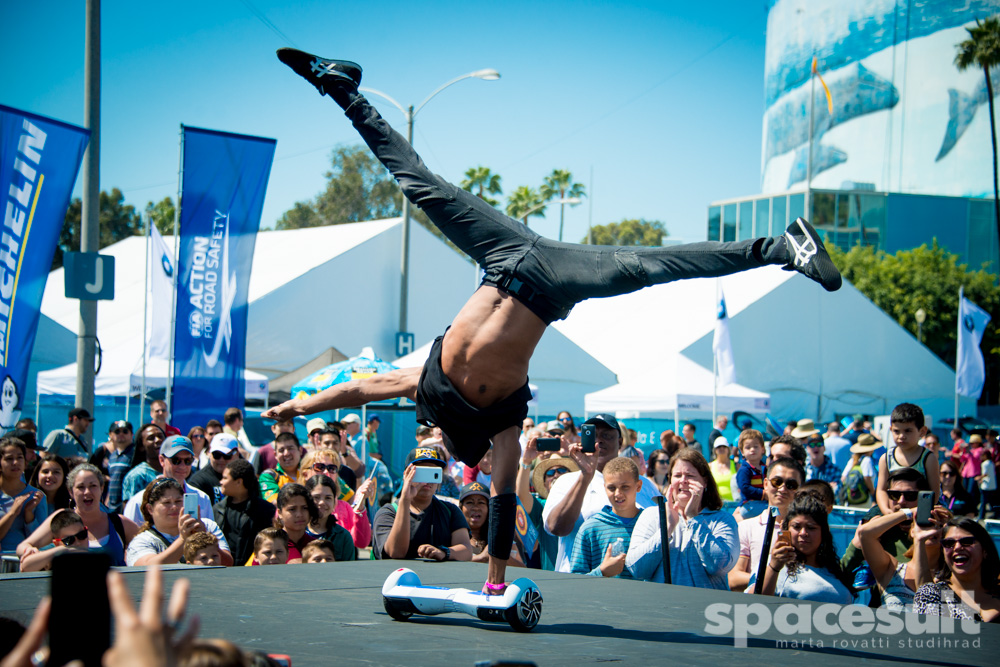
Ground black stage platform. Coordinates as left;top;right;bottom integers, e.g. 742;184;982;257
1;561;996;666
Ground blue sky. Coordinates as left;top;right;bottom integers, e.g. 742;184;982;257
1;1;770;245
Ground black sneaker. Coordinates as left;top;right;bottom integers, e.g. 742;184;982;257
276;48;362;98
783;217;842;292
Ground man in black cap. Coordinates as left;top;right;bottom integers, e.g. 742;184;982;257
41;407;93;464
265;48;842;595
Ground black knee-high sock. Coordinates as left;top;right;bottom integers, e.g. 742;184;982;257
488;493;517;560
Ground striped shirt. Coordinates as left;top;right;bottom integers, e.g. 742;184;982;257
569;506;640;578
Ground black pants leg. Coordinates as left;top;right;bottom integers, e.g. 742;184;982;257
344;95;786;322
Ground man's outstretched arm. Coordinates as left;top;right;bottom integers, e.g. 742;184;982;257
262;366;421;421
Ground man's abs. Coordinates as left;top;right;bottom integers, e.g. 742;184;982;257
442;286;546;408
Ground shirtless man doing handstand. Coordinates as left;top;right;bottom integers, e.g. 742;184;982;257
263;48;842;596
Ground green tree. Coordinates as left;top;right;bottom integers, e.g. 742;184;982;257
584;218;668;247
540;169;586;242
55;188;143;270
505;186;546;226
145;196;176;236
460;166;502;207
955;16;1000;262
831;242;1000;402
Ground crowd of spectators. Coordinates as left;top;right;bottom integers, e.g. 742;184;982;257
2;399;999;643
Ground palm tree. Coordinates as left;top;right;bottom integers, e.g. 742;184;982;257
956;16;1000;260
460;166;503;207
506;186;547;226
540;169;586;241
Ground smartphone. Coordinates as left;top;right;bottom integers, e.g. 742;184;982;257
915;490;934;527
580;423;596;454
536;437;561;452
183;492;199;519
413;467;443;484
775;529;791;548
50;552;111;666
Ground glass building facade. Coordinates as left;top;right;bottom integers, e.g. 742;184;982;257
708;190;997;274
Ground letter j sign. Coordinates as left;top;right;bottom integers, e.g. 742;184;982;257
64;251;115;301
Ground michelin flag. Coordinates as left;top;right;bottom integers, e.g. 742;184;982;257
0;106;89;434
713;291;737;386
955;287;991;399
172;127;275;429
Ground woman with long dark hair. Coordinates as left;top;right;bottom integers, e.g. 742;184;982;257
758;494;853;603
627;448;739;588
913;516;1000;621
645;450;670;496
28;453;71;511
938;460;975;517
304;475;357;561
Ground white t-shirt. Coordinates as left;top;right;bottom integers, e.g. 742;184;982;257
738;506;782;577
981;460;997;491
124;517;229;566
542;470;662;573
122;480;213;525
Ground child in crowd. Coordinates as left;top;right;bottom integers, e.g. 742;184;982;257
19;510;88;572
979;448;997;520
569;457;642;578
301;539;337;563
183;532;222;566
253;528;289;565
798;479;835;514
734;430;766;518
875;403;939;515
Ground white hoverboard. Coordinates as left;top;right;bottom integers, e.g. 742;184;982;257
381;567;543;632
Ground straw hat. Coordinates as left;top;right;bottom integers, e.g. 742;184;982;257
850;433;880;454
791;419;820;439
531;455;580;499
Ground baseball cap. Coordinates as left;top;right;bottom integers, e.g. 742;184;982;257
460;482;490;502
340;414;361;425
306;418;328;435
69;407;93;421
405;446;447;469
583;414;620;433
108;419;132;433
209;432;239;455
160;435;194;458
367;413;381;424
8;428;38;450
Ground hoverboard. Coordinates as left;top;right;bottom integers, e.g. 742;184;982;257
381;567;543;631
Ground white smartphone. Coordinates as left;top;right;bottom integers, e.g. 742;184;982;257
413;467;443;484
183;492;199;519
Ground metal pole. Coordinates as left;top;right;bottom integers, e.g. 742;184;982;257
805;66;816;217
587;165;594;245
954;289;962;430
140;214;150;422
398;106;414;336
166;126;184;414
712;280;719;425
75;0;100;438
656;496;671;584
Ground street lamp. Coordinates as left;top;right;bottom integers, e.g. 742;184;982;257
360;68;500;346
915;308;926;344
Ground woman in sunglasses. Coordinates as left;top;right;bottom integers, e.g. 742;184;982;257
757;494;853;604
187;426;208;470
912;516;1000;621
938;460;976;517
557;412;578;438
18;464;141;567
858;495;949;611
645;450;671;496
304;474;358;560
303;460;373;550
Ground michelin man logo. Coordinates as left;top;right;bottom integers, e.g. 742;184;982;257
0;375;21;433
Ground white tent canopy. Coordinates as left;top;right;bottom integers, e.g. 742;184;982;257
584;354;770;420
36;335;268;400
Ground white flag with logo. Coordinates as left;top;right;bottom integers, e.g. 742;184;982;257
713;292;737;385
955;288;991;398
147;224;174;362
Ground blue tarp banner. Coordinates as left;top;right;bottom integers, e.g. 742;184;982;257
171;126;275;430
0;105;89;434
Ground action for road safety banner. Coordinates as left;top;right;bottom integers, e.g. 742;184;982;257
172;126;275;430
0;105;89;435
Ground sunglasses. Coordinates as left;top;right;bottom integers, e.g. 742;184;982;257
169;455;194;466
313;463;339;474
545;467;569;478
768;476;800;490
55;527;89;547
886;490;919;502
191;434;206;440
559;417;573;422
655;458;670;465
940;471;956;478
112;428;131;435
211;450;235;460
941;536;978;550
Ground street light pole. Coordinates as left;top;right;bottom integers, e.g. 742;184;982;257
360;68;499;342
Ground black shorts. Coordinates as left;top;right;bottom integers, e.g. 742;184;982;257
415;333;531;467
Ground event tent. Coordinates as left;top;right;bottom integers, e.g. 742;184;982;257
584;354;771;426
555;266;971;423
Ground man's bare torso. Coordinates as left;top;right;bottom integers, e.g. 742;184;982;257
441;285;547;409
